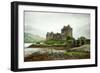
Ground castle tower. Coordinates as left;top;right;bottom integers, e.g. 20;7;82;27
46;25;73;40
61;25;73;40
46;32;54;40
46;32;50;40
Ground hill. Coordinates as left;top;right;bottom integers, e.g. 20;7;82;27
24;33;45;43
68;44;90;52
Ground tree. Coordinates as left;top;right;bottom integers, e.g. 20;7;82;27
66;36;75;49
77;36;86;46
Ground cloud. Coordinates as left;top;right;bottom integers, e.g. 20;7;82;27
24;11;90;39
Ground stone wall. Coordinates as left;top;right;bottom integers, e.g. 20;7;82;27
46;25;73;40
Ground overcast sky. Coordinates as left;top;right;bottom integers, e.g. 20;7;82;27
24;11;90;39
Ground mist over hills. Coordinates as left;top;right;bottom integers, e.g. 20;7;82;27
24;33;45;43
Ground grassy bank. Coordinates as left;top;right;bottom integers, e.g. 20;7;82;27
24;51;90;62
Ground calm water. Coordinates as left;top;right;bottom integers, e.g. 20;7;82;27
24;43;66;57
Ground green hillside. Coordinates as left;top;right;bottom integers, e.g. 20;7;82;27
24;33;45;43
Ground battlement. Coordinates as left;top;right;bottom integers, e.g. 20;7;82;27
46;25;73;40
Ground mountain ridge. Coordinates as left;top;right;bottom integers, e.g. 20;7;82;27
24;32;45;43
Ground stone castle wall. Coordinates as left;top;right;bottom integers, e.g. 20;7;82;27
46;25;73;40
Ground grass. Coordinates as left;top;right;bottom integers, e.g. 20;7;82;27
44;40;65;45
25;44;90;62
64;51;90;59
64;52;86;55
24;51;90;62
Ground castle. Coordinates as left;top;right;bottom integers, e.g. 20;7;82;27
46;25;73;40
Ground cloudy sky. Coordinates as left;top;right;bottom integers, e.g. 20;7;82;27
24;11;90;39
